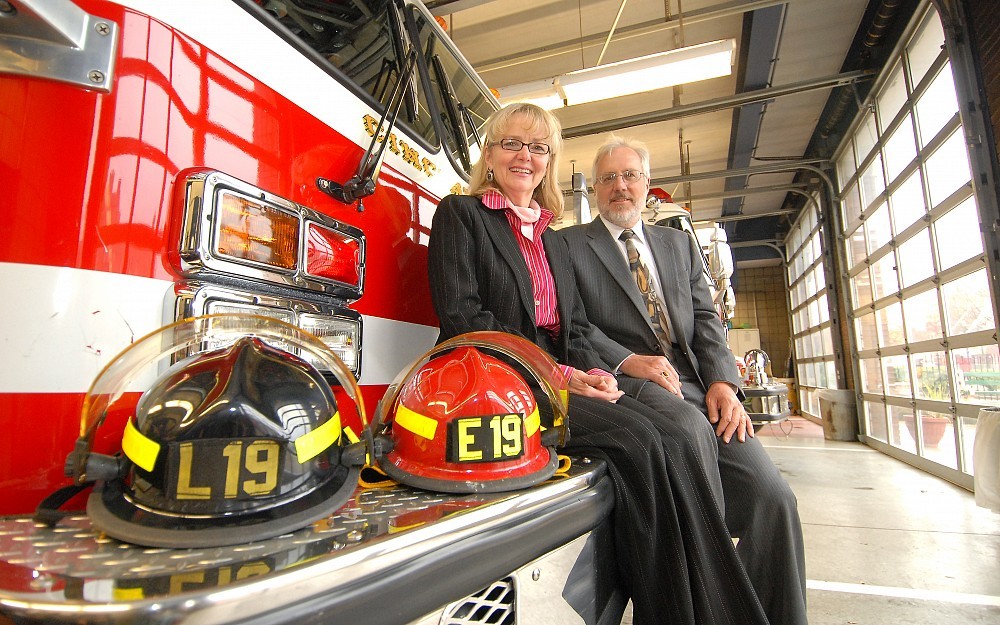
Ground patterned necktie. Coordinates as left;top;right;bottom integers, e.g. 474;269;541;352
620;229;672;345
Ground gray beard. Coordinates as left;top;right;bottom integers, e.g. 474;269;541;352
600;204;642;229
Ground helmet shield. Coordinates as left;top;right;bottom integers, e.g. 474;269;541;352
375;331;569;493
73;314;368;548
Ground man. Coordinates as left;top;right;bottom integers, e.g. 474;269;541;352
560;135;808;625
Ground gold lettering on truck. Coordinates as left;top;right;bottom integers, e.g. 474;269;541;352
363;114;437;177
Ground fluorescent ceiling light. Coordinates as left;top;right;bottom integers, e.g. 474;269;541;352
496;39;735;109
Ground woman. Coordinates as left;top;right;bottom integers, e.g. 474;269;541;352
427;103;768;625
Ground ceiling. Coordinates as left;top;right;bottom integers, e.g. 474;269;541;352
424;0;920;265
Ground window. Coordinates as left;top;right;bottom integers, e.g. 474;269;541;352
884;115;917;180
785;201;838;420
248;0;440;147
902;288;942;343
829;3;998;484
897;230;934;288
411;9;495;176
925;130;971;206
915;65;959;146
934;197;982;269
888;172;925;233
941;269;995;336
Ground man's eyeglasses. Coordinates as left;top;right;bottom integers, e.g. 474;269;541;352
491;138;551;155
594;170;647;186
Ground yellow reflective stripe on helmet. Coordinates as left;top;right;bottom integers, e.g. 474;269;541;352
122;418;160;472
524;405;541;437
394;404;438;440
343;425;360;444
295;411;342;463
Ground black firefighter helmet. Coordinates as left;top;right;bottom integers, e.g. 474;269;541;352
66;315;370;548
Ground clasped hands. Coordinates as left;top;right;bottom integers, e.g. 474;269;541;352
568;369;624;402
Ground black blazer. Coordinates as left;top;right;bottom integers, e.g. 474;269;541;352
560;218;742;393
428;194;609;373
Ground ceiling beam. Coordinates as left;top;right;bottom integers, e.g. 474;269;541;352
424;0;505;15
709;210;798;223
653;158;829;186
561;70;872;138
723;3;785;218
665;183;811;203
469;0;797;75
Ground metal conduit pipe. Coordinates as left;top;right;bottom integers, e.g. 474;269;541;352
729;240;787;262
562;71;873;139
652;159;831;189
661;185;820;219
662;183;811;202
699;209;799;224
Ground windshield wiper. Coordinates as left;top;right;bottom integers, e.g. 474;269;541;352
460;103;483;155
430;53;471;171
386;0;418;123
317;48;416;211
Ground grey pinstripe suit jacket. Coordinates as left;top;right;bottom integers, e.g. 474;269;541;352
560;218;742;395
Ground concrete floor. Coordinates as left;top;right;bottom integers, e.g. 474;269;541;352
622;416;1000;624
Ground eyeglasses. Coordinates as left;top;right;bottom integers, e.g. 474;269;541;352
594;170;647;186
491;138;551;155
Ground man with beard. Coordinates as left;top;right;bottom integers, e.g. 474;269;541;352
560;135;809;625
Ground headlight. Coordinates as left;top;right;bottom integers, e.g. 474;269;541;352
175;283;363;379
177;170;366;300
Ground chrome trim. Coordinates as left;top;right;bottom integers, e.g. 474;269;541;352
177;170;366;301
0;0;118;92
172;280;363;378
0;461;609;624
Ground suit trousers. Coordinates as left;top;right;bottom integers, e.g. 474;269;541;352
555;392;770;625
625;379;809;625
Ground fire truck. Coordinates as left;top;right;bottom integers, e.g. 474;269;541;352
0;1;623;623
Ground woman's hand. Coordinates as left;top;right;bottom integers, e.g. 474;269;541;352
568;369;624;402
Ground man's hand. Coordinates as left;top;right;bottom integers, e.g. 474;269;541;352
568;369;625;402
618;354;683;398
706;381;753;443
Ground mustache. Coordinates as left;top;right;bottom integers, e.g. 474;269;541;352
610;194;634;203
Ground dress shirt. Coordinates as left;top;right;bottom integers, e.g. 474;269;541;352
481;189;559;334
481;190;611;381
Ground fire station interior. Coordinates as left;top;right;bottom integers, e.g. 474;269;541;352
425;0;1000;623
2;0;1000;623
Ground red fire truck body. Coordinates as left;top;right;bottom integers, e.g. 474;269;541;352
0;2;624;623
1;0;458;515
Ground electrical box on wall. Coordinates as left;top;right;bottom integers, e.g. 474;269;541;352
728;328;760;361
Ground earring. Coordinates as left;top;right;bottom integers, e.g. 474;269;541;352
540;176;546;186
486;168;494;182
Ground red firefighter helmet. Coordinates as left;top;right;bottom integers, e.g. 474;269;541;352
376;332;569;493
64;314;370;548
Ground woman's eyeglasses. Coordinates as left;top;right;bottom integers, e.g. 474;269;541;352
491;138;551;155
594;170;646;186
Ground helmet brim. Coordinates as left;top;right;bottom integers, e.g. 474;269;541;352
378;447;558;494
87;465;358;548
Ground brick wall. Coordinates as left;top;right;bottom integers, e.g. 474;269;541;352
731;266;792;378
